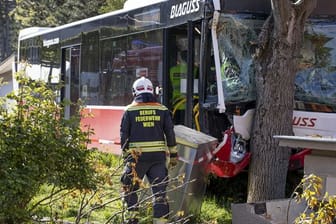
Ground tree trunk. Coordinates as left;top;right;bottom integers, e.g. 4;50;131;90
247;0;317;202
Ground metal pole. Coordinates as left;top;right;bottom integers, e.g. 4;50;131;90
185;20;194;128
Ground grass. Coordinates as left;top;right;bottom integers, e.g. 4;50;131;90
29;152;233;223
199;197;232;224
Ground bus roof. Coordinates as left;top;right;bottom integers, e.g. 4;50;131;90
19;27;53;40
123;0;166;10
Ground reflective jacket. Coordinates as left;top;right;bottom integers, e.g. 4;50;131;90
120;93;176;154
170;63;187;110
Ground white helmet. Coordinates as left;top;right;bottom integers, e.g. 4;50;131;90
132;77;153;96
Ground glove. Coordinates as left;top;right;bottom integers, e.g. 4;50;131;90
166;155;179;169
168;146;178;154
169;156;178;169
166;152;178;169
166;146;178;169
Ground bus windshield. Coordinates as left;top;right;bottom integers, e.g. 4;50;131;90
216;14;262;104
216;14;336;112
295;20;336;112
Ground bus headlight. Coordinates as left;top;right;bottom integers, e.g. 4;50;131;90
230;135;247;164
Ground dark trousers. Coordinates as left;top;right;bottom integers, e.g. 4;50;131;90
121;152;169;218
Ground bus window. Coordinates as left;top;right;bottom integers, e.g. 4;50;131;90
127;32;163;90
19;38;42;80
80;31;99;105
101;37;129;106
41;43;61;84
100;30;163;106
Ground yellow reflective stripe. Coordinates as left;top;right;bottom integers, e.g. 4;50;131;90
129;141;166;148
127;105;168;111
127;147;167;153
128;141;167;152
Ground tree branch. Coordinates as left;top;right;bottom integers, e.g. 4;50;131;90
271;0;291;35
292;0;317;19
28;187;71;213
287;0;317;45
255;14;273;59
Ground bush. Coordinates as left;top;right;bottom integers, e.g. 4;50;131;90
0;73;97;223
293;174;336;224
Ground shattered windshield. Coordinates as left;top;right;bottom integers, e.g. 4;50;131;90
216;14;263;103
216;15;336;112
295;20;336;112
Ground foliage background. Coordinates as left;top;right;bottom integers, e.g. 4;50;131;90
0;0;126;58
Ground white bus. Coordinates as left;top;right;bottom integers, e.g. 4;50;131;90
17;0;336;177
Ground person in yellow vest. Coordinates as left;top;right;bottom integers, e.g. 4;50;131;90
169;50;188;124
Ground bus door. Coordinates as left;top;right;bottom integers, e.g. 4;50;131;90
165;22;201;128
61;46;80;119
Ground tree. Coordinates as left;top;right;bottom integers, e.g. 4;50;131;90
0;0;16;61
0;71;97;223
8;0;125;56
11;0;106;28
55;0;106;24
247;0;317;202
99;0;126;13
9;0;106;50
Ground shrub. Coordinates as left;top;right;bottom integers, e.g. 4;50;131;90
0;73;96;223
293;174;336;224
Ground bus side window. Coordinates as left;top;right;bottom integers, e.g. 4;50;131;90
127;32;163;96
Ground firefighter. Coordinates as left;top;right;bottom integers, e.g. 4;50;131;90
120;76;178;224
